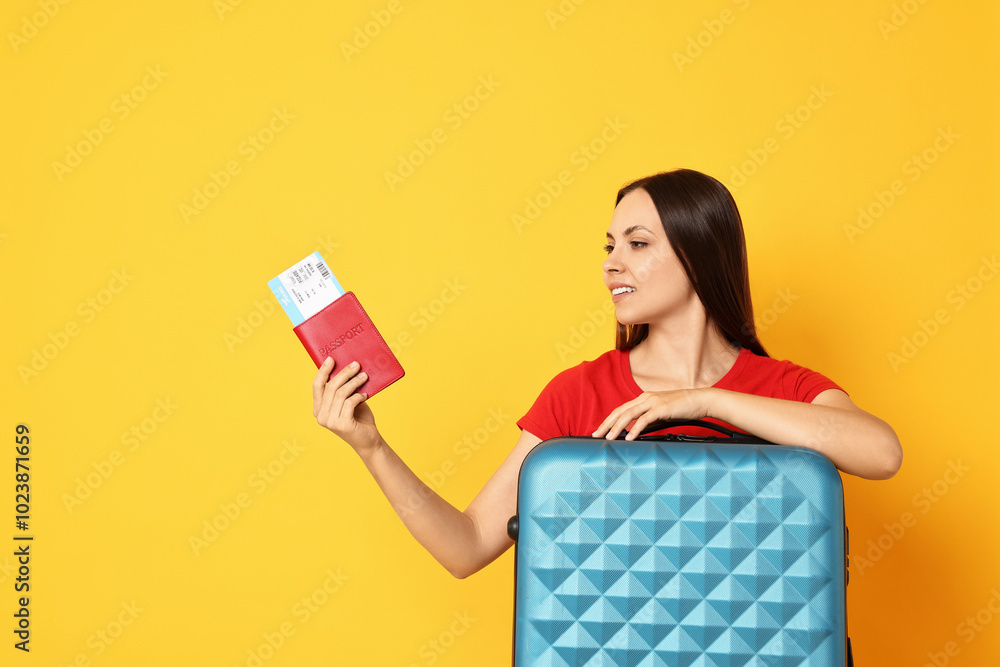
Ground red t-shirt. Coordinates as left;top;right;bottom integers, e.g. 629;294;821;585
516;347;844;440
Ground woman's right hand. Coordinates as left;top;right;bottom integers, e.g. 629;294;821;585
312;357;383;459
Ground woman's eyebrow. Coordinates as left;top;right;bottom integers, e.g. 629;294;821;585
606;225;654;239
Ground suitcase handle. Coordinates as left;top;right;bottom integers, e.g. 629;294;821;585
620;418;768;443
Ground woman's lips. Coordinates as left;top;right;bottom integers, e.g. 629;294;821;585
611;287;635;303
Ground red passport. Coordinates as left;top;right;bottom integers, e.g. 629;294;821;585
292;292;404;398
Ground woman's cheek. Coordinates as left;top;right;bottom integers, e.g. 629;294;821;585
636;248;673;282
635;258;657;282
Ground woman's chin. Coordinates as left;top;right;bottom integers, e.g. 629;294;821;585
613;305;652;327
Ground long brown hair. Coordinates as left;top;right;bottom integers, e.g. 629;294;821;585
613;168;768;357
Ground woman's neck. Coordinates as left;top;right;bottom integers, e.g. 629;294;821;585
627;312;740;391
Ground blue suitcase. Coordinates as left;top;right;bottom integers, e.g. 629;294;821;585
508;420;852;666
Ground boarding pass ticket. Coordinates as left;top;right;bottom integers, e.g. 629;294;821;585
268;252;346;326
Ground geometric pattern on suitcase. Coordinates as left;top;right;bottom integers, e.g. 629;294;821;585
514;440;846;667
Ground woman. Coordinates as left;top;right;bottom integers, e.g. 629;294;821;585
311;168;902;579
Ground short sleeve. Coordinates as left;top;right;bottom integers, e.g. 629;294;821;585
781;361;846;403
516;368;577;441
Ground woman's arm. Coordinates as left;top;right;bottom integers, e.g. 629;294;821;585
707;388;901;479
313;357;541;578
354;428;541;578
592;388;902;480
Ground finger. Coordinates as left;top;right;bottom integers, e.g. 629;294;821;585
329;360;362;388
313;357;335;411
335;371;368;411
321;361;361;414
607;407;644;440
320;362;355;419
599;403;631;439
592;416;613;438
626;413;658;441
592;397;642;437
594;412;625;438
332;387;370;433
605;415;630;440
343;390;368;417
328;376;368;430
319;379;364;433
625;395;675;440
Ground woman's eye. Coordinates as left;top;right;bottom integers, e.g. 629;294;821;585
604;241;646;254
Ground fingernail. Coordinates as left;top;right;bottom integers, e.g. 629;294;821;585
324;357;332;365
359;372;367;379
351;361;359;368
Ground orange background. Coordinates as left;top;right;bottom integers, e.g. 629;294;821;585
2;1;998;665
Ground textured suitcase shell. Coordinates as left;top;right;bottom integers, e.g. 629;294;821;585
511;436;848;666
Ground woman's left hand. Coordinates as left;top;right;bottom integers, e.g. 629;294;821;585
592;388;713;440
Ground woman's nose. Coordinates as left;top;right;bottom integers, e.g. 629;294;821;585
603;251;621;274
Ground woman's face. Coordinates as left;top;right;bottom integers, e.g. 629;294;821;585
603;188;698;326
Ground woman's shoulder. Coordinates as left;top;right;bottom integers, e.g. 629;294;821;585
549;348;624;384
738;348;827;375
518;348;629;438
532;348;627;399
723;347;844;401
